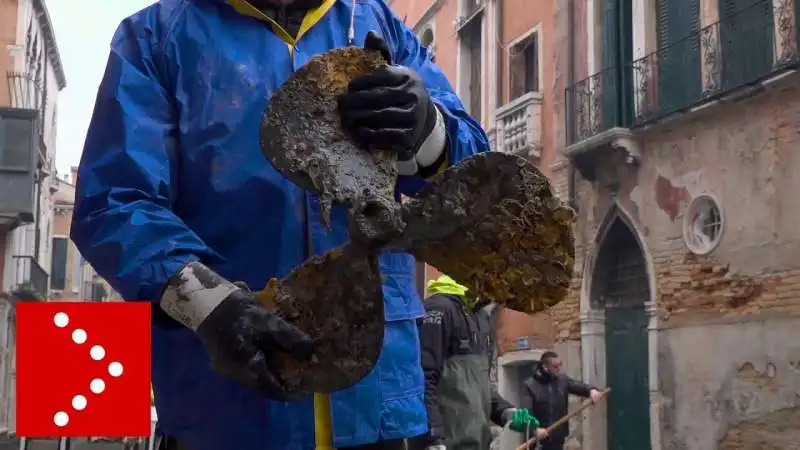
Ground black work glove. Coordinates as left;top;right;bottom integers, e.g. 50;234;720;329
160;262;313;401
339;31;440;163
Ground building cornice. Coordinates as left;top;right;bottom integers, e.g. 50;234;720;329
32;0;67;90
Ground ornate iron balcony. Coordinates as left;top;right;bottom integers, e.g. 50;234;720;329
566;0;798;145
565;66;628;145
5;72;42;111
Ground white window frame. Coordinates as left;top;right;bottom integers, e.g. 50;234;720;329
586;0;657;75
507;24;544;99
71;241;82;293
455;0;488;125
413;0;445;61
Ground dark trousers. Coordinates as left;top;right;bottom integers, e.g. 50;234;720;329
340;439;406;450
538;439;564;450
160;436;406;450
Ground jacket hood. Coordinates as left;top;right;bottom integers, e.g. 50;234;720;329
532;361;554;383
252;0;326;8
220;0;355;44
426;274;483;308
427;274;468;297
214;0;326;7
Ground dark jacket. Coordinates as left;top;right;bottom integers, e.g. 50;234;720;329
416;294;514;449
520;362;594;446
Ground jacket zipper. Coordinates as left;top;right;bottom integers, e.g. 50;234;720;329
548;383;554;432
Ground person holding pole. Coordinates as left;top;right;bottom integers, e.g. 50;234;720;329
520;352;605;450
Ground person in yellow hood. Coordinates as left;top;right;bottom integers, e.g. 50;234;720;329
410;275;547;450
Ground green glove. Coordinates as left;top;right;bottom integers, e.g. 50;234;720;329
509;408;540;433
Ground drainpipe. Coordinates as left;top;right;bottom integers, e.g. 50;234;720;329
566;0;578;211
33;176;41;263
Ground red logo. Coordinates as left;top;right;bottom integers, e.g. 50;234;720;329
16;302;151;437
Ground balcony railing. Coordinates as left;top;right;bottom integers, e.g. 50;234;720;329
11;256;48;300
6;72;47;167
566;0;798;145
495;92;543;158
565;66;628;145
6;72;42;111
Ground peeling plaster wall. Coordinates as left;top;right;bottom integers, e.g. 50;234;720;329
540;70;800;449
542;77;800;338
659;316;800;450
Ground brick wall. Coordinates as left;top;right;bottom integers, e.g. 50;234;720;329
544;78;800;343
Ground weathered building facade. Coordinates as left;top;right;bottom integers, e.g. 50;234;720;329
555;0;800;448
393;0;800;448
0;0;66;439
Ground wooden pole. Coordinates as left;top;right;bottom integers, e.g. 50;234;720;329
515;388;611;450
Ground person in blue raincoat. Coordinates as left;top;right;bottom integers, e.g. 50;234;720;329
70;0;489;449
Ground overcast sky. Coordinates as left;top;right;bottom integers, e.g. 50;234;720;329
48;0;156;176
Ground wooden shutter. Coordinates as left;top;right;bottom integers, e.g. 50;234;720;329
618;0;634;125
720;0;774;90
602;0;620;129
50;237;67;290
656;0;701;117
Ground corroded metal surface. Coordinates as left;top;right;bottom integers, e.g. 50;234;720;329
390;152;576;313
259;47;574;395
261;47;405;243
254;243;384;395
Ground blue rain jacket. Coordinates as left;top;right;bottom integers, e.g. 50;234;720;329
70;0;488;449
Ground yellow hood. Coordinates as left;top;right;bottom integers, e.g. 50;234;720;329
427;274;468;297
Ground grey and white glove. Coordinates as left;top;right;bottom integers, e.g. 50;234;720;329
160;261;314;400
501;408;517;423
425;445;446;450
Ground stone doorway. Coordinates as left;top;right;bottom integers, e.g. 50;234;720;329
579;204;660;450
593;219;651;450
